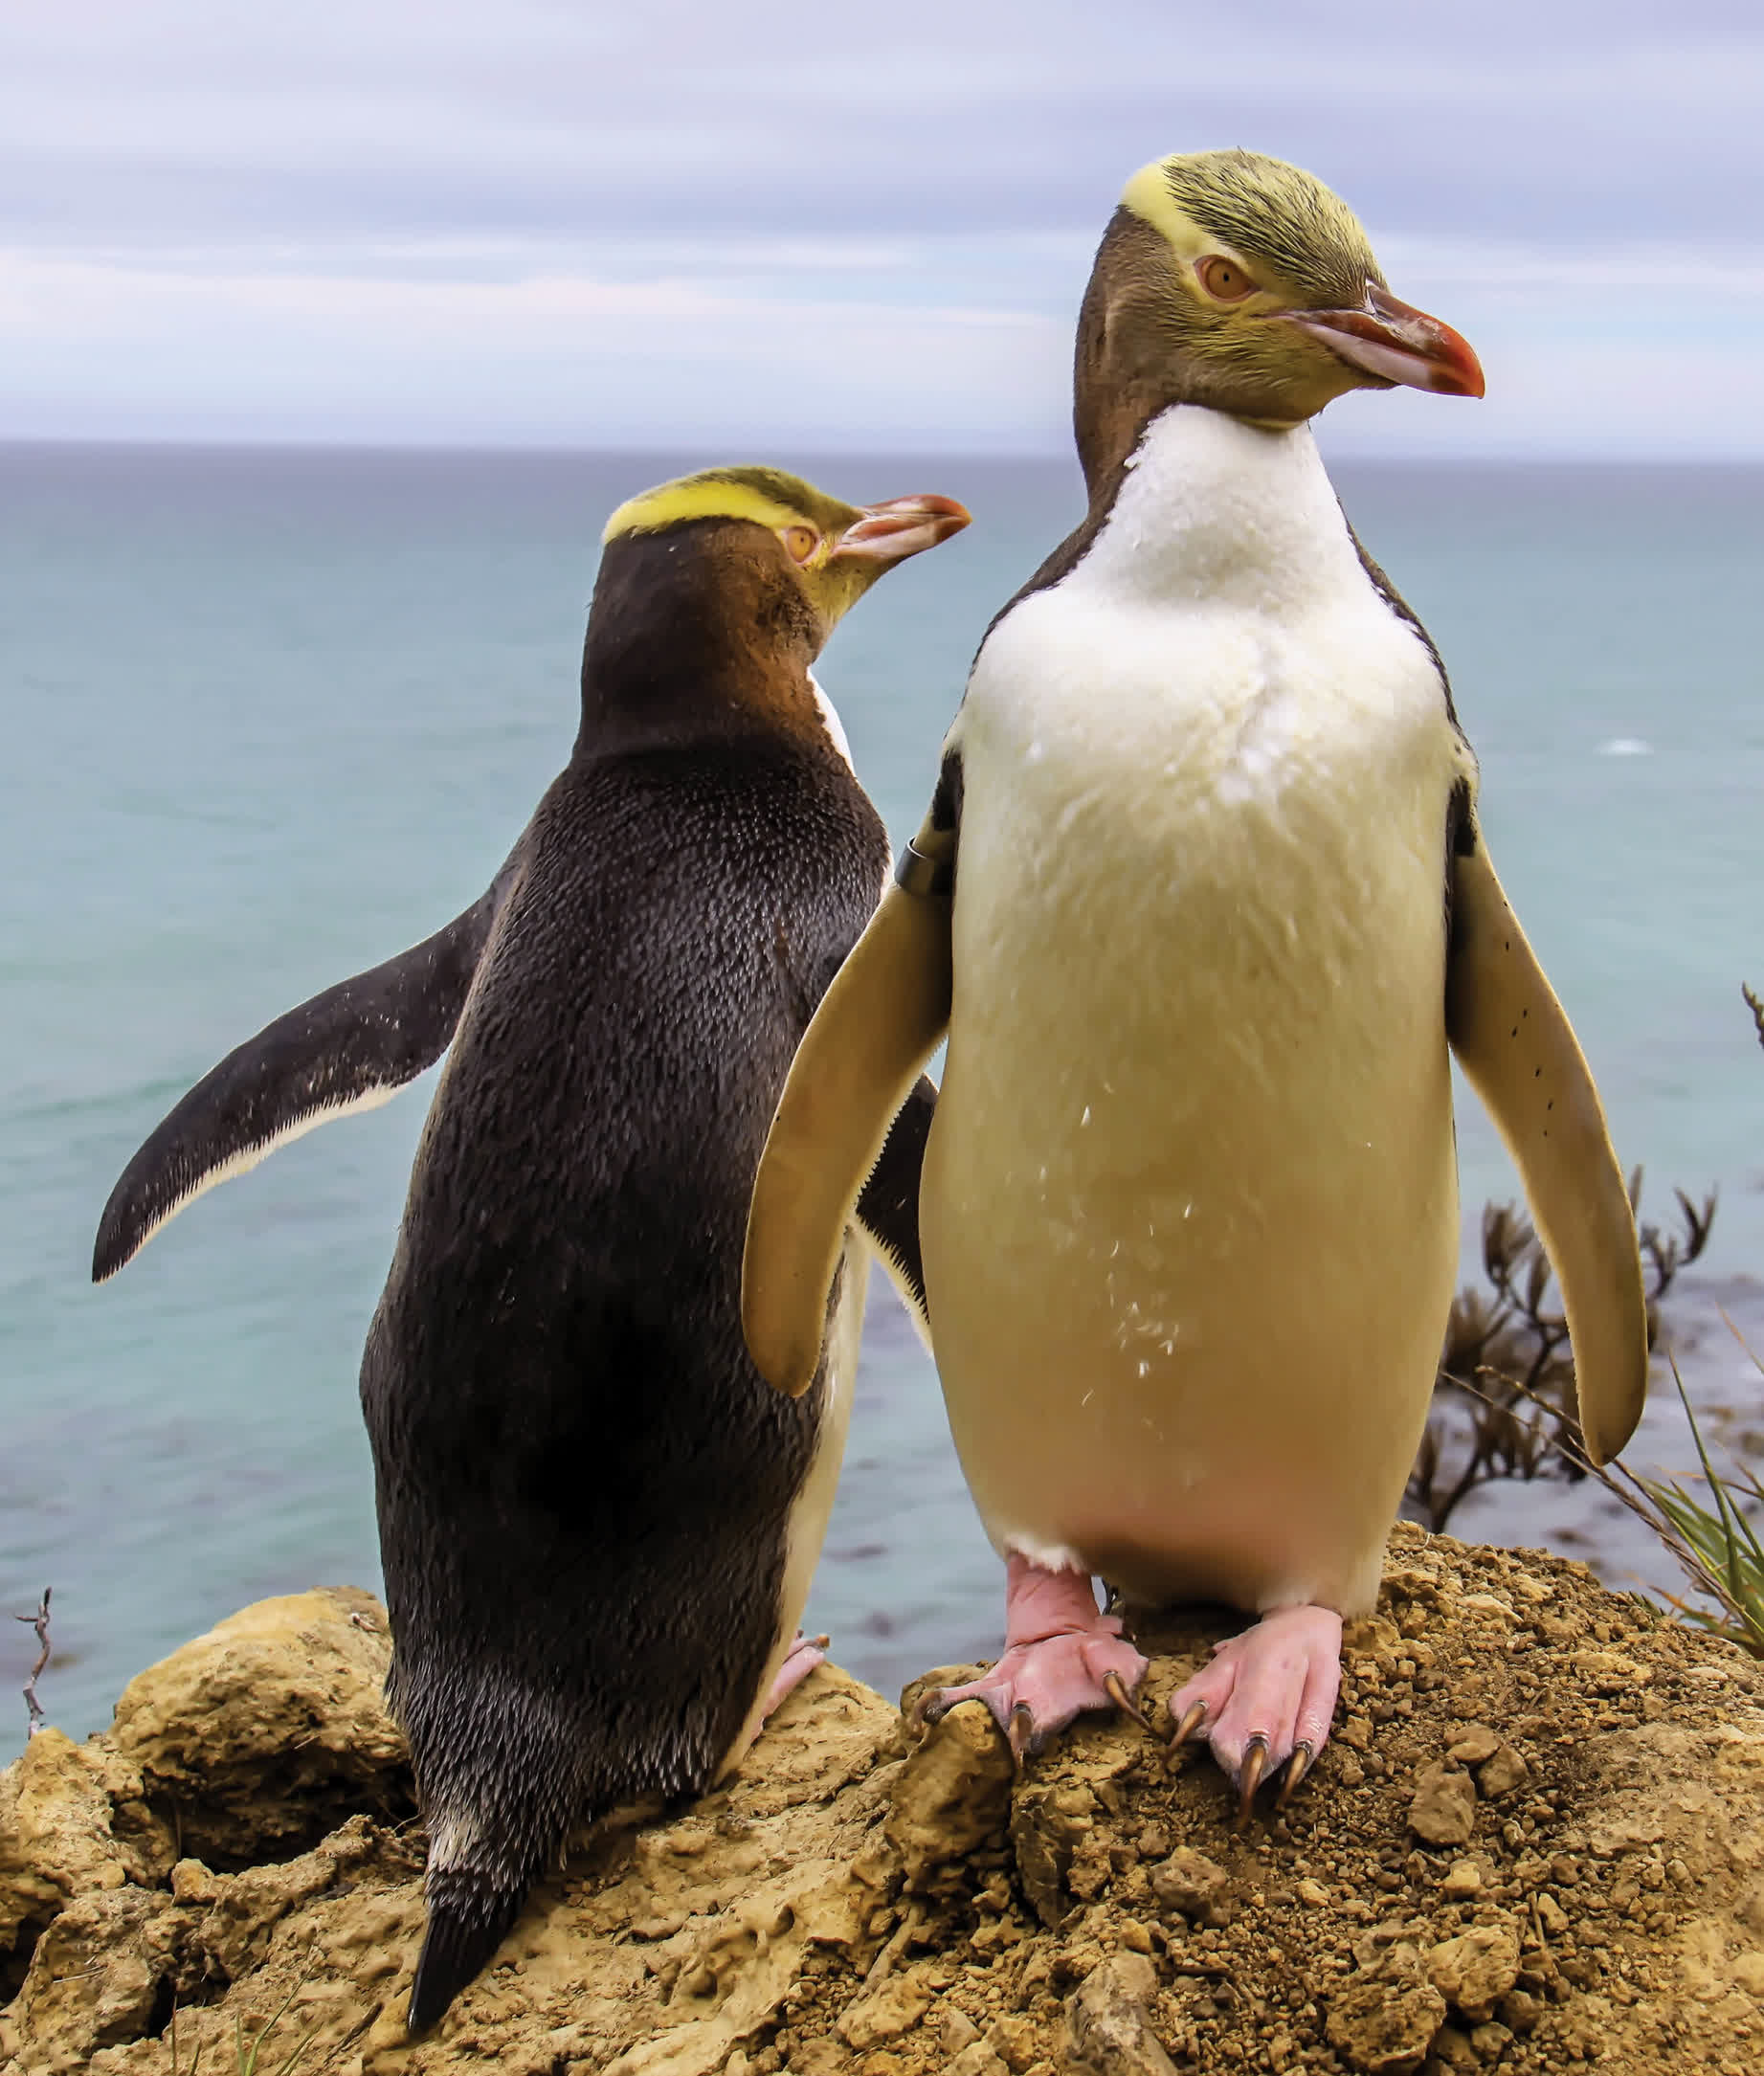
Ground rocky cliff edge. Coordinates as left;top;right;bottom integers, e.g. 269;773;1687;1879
5;1526;1764;2076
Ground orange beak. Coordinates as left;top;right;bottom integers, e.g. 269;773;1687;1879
830;494;971;565
1282;284;1485;399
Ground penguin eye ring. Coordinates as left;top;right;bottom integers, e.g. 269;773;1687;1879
782;524;821;565
1195;255;1258;302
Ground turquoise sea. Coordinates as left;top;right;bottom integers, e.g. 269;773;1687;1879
4;442;1763;1754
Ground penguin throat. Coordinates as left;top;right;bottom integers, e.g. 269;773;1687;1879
1081;406;1362;608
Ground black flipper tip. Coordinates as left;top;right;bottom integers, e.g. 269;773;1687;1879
407;1877;527;2037
92;1204;131;1284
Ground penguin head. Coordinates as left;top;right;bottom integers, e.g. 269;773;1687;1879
600;467;970;655
1076;149;1483;480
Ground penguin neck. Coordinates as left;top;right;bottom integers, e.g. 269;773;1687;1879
575;526;824;759
1076;404;1361;610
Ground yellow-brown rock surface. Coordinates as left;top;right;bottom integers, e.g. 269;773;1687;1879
4;1529;1764;2074
107;1585;411;1865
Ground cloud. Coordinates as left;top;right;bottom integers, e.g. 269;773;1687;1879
10;3;1763;246
7;227;1760;458
0;246;1071;449
4;4;1762;449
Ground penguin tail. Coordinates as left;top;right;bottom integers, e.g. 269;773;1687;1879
407;1867;528;2036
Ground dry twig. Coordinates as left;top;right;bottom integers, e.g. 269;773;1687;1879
15;1586;52;1739
1404;1175;1713;1534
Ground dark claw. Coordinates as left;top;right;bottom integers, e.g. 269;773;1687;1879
1169;1698;1208;1748
1103;1670;1151;1732
1276;1740;1315;1809
1007;1702;1037;1770
1235;1734;1271;1826
911;1689;949;1730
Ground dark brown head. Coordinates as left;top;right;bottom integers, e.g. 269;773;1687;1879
581;466;969;751
1074;150;1485;492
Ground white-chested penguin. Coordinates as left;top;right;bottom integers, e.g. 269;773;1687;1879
742;153;1649;1817
94;467;968;2028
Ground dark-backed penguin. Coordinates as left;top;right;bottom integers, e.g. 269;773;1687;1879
93;466;968;2027
742;152;1648;1814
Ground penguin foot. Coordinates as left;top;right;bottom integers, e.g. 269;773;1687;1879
1165;1603;1343;1823
763;1630;831;1717
914;1555;1150;1765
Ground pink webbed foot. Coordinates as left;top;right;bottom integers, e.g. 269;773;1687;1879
762;1630;830;1718
1166;1604;1343;1820
915;1555;1150;1766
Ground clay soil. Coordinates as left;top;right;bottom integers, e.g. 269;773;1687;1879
5;1524;1764;2075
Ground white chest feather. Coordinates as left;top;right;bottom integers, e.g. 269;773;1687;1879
962;411;1459;913
807;669;856;774
808;669;892;900
950;409;1470;1083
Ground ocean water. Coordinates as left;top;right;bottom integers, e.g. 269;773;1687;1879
4;442;1763;1756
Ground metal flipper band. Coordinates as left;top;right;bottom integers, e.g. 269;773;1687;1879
895;837;955;899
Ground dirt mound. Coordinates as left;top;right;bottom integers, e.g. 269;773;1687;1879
5;1529;1764;2074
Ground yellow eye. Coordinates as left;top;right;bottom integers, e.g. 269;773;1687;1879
782;524;820;564
1196;255;1257;303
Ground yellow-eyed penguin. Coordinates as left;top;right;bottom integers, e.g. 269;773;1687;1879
741;152;1648;1815
93;467;968;2025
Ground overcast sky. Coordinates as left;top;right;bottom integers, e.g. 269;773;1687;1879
4;2;1762;456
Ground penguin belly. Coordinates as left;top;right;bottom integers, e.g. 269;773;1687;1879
923;573;1464;1618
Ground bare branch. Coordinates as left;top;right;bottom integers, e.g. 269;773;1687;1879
1407;1172;1713;1533
1743;983;1764;1053
14;1587;52;1738
1674;1187;1717;1268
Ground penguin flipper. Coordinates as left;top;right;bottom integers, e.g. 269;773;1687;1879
745;830;954;1398
856;1073;937;1348
1445;836;1649;1464
92;844;525;1283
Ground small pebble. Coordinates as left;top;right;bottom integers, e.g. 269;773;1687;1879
1409;1762;1478;1847
940;2008;981;2054
1477;1744;1530;1798
1446;1724;1502;1765
1150;1845;1231;1924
